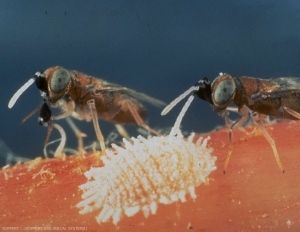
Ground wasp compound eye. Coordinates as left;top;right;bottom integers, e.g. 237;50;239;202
50;68;70;93
39;102;52;126
213;79;235;106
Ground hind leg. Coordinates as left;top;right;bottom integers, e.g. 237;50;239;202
115;124;132;142
250;111;284;173
125;101;162;136
283;106;300;119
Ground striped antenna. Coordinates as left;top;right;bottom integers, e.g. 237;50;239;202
8;78;35;109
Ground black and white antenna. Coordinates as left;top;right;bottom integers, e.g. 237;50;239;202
8;71;43;109
161;77;212;136
8;78;35;109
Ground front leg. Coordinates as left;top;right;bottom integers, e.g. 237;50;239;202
52;100;75;120
223;105;249;173
40;100;74;152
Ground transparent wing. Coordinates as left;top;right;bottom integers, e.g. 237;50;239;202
265;77;300;93
252;77;300;99
87;82;166;108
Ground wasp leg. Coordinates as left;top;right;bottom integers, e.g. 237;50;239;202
51;105;74;120
20;103;42;124
226;106;239;113
141;124;162;136
42;101;75;157
231;105;250;129
43;119;54;158
251;111;284;173
52;123;67;159
115;124;132;142
125;101;162;136
65;117;87;154
223;105;249;173
87;99;106;154
258;113;269;124
283;106;300;119
223;113;233;174
43;123;66;159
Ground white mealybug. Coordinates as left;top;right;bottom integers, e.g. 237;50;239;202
76;95;217;225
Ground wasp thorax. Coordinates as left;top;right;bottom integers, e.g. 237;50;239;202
50;68;71;93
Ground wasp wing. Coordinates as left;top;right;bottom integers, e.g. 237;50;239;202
251;77;300;101
87;82;166;108
261;77;300;94
269;77;300;92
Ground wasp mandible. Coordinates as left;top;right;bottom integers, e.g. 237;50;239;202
162;72;300;173
8;66;165;154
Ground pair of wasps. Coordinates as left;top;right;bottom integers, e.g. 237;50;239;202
8;66;300;172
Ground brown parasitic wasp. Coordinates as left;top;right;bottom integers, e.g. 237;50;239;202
8;66;165;154
162;72;300;173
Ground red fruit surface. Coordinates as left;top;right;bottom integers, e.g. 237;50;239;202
1;121;300;231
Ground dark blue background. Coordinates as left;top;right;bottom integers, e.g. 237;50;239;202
1;1;300;165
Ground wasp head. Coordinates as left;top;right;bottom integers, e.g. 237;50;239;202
37;67;73;105
8;66;73;110
8;67;72;129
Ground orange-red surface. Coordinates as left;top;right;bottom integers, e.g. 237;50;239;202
1;120;300;231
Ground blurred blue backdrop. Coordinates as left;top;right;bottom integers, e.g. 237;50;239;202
1;1;300;165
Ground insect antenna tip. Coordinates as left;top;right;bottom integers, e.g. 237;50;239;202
8;78;35;109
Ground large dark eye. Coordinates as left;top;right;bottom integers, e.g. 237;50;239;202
213;79;235;106
50;68;70;93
